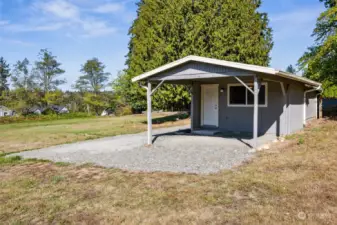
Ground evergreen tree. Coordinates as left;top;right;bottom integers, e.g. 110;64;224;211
34;49;66;94
0;57;11;93
114;0;273;111
286;65;297;74
298;0;337;97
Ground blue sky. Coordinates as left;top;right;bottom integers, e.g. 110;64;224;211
0;0;325;90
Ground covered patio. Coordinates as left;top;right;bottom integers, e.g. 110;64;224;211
132;56;322;149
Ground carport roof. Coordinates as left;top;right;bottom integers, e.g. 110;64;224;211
131;55;321;87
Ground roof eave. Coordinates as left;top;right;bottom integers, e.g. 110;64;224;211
131;56;322;88
276;71;322;87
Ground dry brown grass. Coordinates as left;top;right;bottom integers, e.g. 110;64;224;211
1;119;337;224
0;113;189;154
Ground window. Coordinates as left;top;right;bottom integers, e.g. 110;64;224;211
228;83;267;107
229;86;246;105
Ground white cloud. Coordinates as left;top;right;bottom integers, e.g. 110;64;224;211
0;36;34;46
6;22;67;32
0;20;10;26
1;0;122;38
34;0;80;20
270;7;322;24
270;6;324;41
80;19;117;38
94;3;124;13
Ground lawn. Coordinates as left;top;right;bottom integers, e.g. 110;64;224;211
0;119;337;224
0;112;190;154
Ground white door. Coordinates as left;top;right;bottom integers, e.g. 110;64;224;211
201;84;219;127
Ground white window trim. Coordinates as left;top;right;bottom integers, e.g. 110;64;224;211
227;82;268;108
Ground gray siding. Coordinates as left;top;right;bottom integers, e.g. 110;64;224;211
306;92;317;121
218;80;285;135
159;61;316;136
287;83;304;133
191;78;309;136
150;62;254;81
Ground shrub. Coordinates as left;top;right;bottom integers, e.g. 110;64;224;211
298;137;305;145
115;106;133;116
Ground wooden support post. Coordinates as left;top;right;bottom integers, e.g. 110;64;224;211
147;82;152;146
253;76;259;149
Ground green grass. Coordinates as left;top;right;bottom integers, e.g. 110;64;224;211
0;112;190;154
0;155;22;165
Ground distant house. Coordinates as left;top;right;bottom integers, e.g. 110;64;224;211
0;105;15;117
25;105;69;115
26;106;44;115
50;105;69;114
101;108;114;116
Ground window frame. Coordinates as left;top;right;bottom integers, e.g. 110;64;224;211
227;82;268;108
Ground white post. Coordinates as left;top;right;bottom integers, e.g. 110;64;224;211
147;82;152;145
190;83;194;131
253;76;259;149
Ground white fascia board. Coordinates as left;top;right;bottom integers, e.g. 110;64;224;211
131;55;277;82
131;55;322;87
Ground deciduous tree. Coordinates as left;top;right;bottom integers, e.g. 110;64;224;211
34;49;66;94
298;1;337;97
74;58;110;94
12;58;37;90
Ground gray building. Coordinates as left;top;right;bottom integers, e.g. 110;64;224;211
0;105;14;117
132;56;322;148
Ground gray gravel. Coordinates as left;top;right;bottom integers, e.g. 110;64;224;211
13;126;276;174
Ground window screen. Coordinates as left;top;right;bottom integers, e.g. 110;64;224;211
229;86;246;105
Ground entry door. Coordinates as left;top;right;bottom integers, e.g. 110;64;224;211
201;84;219;127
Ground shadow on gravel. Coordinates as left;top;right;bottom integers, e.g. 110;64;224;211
152;129;254;148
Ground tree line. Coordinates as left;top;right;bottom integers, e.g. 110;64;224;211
1;0;336;117
0;49;119;116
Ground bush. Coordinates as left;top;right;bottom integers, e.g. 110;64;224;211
115;106;133;116
0;113;94;124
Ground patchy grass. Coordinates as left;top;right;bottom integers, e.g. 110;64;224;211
0;119;337;224
0;112;189;154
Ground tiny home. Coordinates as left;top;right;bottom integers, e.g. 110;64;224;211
132;56;322;148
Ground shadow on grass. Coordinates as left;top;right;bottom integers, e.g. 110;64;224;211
142;112;190;125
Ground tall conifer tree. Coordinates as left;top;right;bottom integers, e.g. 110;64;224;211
114;0;273;111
